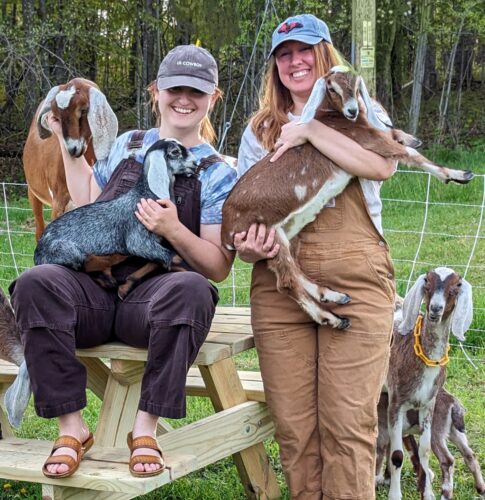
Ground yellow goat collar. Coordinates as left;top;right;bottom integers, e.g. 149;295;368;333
413;315;450;367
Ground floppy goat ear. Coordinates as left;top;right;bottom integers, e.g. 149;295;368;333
399;274;426;335
357;78;389;132
300;77;326;124
87;87;118;160
146;149;171;200
451;278;473;341
36;85;60;139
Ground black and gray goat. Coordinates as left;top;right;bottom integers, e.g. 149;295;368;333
377;388;485;499
34;139;198;297
385;267;473;500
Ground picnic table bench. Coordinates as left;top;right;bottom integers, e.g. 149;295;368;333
0;306;280;500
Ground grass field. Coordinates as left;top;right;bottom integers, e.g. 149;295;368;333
0;146;484;498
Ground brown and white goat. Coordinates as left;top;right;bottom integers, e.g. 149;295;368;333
221;70;473;328
376;389;485;499
23;78;118;240
385;267;473;500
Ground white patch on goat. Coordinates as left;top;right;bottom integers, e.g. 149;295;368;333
64;138;86;157
405;146;419;157
294;185;307;201
55;87;76;109
343;97;359;117
413;368;441;405
301;166;307;175
278;169;352;240
330;81;343;97
236;212;240;218
312;179;318;189
434;267;454;280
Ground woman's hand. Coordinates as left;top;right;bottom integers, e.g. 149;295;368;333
233;223;280;263
46;112;63;139
135;198;182;239
271;120;313;162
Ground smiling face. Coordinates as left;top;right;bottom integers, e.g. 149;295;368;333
274;40;317;103
156;86;213;135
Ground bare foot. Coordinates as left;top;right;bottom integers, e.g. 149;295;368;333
131;410;163;474
45;411;91;475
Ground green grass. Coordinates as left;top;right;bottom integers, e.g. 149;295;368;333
0;146;484;498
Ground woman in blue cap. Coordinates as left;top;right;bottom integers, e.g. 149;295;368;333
235;14;396;499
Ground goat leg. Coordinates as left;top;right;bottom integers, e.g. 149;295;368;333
449;427;485;495
28;187;46;242
418;407;437;500
399;148;473;185
266;230;350;329
118;262;161;300
83;254;129;289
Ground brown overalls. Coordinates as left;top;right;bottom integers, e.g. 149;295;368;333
10;131;221;419
251;179;395;500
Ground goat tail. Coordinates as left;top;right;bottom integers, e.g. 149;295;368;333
4;361;32;428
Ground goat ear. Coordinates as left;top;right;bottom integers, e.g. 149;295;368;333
146;150;171;199
451;279;473;341
36;86;60;139
357;78;389;132
399;274;426;335
87;87;118;160
300;78;326;123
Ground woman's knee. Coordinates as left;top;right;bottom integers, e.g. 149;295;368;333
10;265;67;304
150;272;218;323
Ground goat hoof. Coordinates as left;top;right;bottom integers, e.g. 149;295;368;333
451;170;474;184
336;316;351;330
337;293;351;305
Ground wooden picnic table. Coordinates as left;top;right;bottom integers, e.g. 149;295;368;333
0;306;280;499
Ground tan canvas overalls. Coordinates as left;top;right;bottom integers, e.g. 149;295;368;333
251;178;395;500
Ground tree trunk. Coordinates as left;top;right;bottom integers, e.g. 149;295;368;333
408;0;431;135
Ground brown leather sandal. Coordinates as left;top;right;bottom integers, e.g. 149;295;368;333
127;432;165;477
42;433;94;479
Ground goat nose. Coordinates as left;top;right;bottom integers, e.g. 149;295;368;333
430;304;443;314
347;107;357;117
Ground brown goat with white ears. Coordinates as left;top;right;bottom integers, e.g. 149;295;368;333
221;69;473;328
385;267;473;500
23;78;118;240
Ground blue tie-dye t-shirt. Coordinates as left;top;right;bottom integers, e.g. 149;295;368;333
93;128;237;225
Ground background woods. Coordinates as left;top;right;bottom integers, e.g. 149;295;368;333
0;0;484;182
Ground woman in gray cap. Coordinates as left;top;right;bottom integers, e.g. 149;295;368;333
235;14;396;500
9;45;236;478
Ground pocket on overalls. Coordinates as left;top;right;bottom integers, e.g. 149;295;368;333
302;194;345;232
364;249;395;304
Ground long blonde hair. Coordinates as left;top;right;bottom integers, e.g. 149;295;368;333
147;82;223;144
251;41;341;151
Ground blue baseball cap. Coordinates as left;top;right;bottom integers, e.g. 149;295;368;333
269;14;332;57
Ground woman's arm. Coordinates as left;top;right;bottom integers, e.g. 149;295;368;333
47;113;102;205
135;198;234;282
271;119;395;181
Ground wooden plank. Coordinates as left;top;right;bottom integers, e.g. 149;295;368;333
158;401;274;477
42;484;135;500
215;306;251;316
207;322;253;334
0;383;15;438
0;360;18;382
0;437;193;495
210;315;252;325
79;357;109;400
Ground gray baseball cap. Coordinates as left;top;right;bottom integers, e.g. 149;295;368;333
269;14;332;57
157;45;218;95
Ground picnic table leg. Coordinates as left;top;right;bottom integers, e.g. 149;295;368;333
42;484;135;499
199;358;281;500
0;383;14;438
